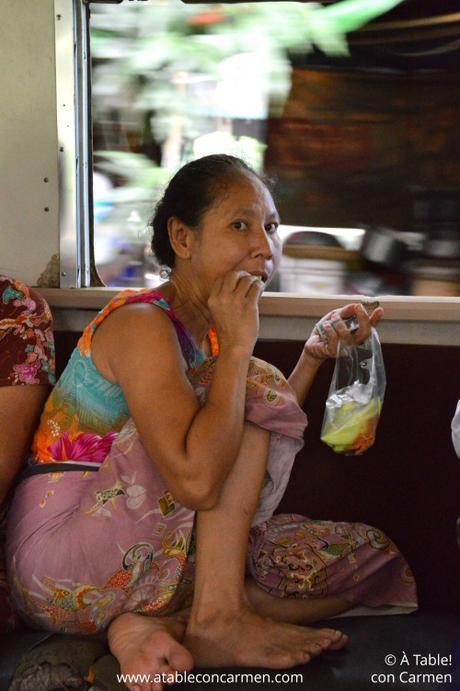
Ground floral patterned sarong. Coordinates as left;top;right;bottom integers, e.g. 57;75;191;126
6;355;306;633
248;514;417;610
6;354;417;634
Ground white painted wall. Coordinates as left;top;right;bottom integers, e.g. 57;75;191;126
0;0;59;285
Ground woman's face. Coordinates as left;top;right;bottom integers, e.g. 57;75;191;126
188;174;282;295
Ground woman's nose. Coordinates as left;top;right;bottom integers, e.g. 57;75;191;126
252;226;274;258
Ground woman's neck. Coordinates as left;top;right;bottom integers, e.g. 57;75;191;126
159;276;212;348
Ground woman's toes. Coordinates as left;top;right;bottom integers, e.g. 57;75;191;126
327;630;348;650
321;628;343;640
277;649;311;668
307;642;325;657
169;644;194;671
297;649;312;665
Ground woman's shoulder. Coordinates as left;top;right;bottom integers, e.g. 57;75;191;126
77;287;168;356
78;286;202;369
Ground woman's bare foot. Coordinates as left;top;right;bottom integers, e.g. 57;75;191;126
183;605;347;669
245;577;352;625
108;611;193;691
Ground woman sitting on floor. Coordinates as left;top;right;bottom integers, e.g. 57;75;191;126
6;155;416;690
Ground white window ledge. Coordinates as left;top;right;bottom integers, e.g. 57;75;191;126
39;288;460;346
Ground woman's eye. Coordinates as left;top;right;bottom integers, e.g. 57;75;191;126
265;223;279;235
232;220;248;231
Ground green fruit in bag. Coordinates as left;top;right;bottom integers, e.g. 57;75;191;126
321;396;382;455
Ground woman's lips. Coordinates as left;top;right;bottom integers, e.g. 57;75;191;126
250;271;268;283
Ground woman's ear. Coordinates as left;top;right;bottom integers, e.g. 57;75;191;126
167;217;196;260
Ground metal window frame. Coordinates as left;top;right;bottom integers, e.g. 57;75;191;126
55;0;92;287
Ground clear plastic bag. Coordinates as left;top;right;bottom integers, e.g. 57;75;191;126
320;327;386;455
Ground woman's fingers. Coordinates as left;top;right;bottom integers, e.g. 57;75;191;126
316;307;358;344
370;306;384;326
221;270;245;293
321;320;339;357
236;273;264;299
315;303;384;349
337;303;359;321
330;312;354;343
216;271;263;298
348;303;372;343
247;278;265;301
350;303;384;343
208;271;263;353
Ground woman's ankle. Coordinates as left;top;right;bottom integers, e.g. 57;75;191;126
188;592;250;627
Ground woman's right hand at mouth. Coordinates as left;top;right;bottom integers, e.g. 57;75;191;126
208;271;264;356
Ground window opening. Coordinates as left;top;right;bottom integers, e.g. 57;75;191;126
88;0;460;297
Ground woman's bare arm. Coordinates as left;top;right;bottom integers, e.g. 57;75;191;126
288;351;323;407
92;278;263;511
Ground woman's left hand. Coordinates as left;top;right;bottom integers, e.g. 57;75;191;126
304;303;384;362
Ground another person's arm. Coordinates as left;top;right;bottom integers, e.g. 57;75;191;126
0;279;55;503
0;386;49;502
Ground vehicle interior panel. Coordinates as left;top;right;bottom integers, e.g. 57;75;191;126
1;332;457;690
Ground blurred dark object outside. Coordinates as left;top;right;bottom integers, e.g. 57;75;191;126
361;227;408;272
278;229;360;295
265;64;460;250
412;186;460;259
408;186;460;296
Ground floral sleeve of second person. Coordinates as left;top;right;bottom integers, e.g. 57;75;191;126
0;276;55;387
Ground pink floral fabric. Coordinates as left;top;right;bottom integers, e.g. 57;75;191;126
7;362;416;634
5;287;417;633
6;357;308;633
248;513;417;609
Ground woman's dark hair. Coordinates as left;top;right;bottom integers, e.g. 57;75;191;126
150;154;274;268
